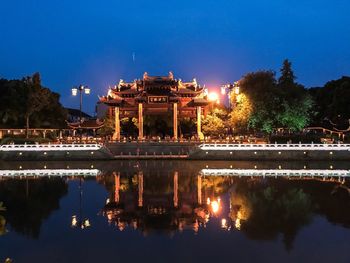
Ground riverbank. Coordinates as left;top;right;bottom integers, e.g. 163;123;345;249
1;143;350;161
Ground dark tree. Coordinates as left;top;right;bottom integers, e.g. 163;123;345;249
238;70;282;133
277;60;314;131
309;76;350;129
278;59;296;88
0;73;67;134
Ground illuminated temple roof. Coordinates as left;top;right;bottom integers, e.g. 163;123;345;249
99;72;209;107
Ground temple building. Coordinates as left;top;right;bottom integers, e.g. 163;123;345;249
98;72;209;140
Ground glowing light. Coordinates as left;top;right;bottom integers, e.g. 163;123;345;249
200;168;350;178
199;143;350;151
211;200;219;214
84;87;91;95
72;88;78;96
0;143;101;152
208;92;219;103
235;218;241;230
84;219;91;228
221;218;227;229
207;197;211;205
235;86;240;95
71;215;78;227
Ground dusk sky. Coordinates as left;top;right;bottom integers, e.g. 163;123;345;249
1;0;349;115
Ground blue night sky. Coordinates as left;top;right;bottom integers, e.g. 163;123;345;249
1;0;350;115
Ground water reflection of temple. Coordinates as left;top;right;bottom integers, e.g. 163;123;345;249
99;171;231;234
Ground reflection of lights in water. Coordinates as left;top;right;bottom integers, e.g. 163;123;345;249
211;200;219;214
71;215;78;227
235;218;241;230
193;219;199;233
71;215;91;229
117;220;126;231
221;218;227;229
107;212;113;222
84;219;90;228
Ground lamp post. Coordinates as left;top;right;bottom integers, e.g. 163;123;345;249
71;177;91;230
72;85;90;140
71;85;91;124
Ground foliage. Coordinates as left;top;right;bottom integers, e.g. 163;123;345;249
277;94;313;132
228;93;252;132
237;70;281;133
121;117;138;137
0;73;67;131
277;60;314;131
179;117;196;137
0;202;6;236
309;76;350;128
202;107;227;136
229;60;314;134
144;114;172;137
97;114;114;137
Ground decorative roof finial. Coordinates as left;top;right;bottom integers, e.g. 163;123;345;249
143;72;148;80
169;71;174;80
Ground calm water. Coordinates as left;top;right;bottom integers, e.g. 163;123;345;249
0;160;350;263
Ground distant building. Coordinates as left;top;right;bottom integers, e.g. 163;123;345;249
66;108;92;123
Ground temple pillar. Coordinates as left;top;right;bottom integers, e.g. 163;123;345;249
197;175;202;205
114;172;120;203
112;106;120;141
173;171;178;208
173;103;178;140
197;106;203;140
138;171;143;207
138;103;143;140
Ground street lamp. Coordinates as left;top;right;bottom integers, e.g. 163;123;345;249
71;177;91;230
208;91;220;104
71;85;91;124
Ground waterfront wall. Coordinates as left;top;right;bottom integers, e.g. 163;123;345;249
106;142;195;156
188;149;350;160
1;143;350;161
0;144;114;161
189;144;350;160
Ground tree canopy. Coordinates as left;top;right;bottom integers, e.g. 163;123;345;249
309;76;350;129
0;73;67;131
228;60;314;134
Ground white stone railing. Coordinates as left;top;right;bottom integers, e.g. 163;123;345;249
199;143;350;151
0;169;101;177
0;143;102;152
201;168;350;177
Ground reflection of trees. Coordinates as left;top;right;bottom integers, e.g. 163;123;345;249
0;178;68;238
231;180;313;250
0;201;6;235
291;181;350;228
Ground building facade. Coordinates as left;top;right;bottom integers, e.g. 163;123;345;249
99;72;209;140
